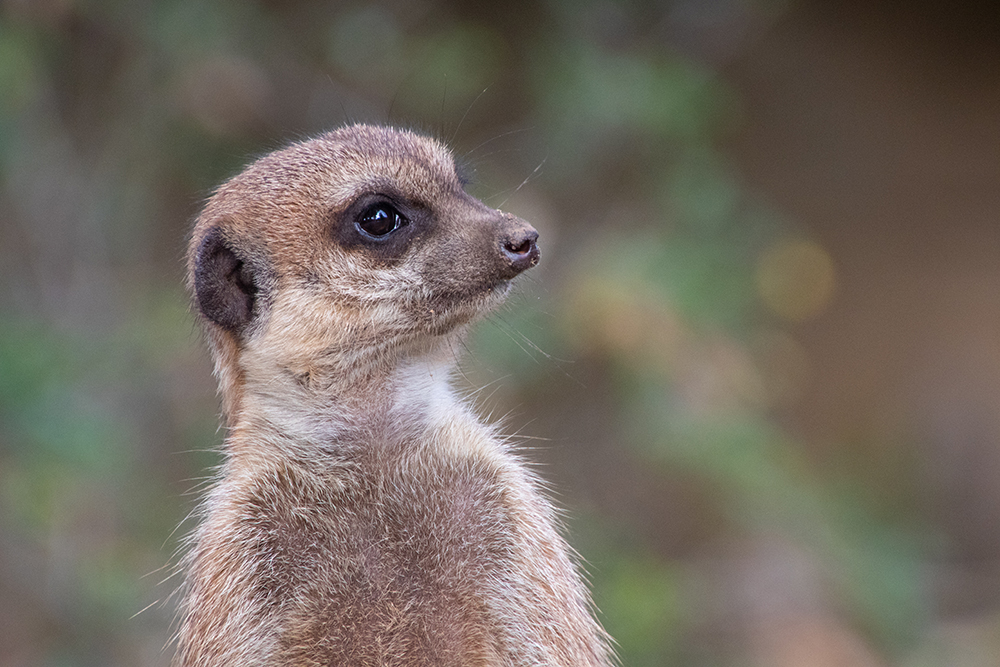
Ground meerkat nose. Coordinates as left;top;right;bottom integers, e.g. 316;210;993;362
501;225;540;275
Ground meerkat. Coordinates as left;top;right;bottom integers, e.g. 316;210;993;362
176;124;613;666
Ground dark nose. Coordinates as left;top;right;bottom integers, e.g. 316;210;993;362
500;223;540;276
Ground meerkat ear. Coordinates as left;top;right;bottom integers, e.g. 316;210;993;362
193;226;259;333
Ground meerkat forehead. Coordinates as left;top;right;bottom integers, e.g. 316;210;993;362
213;124;463;221
318;124;462;203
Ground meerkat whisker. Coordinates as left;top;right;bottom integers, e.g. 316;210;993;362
498;155;548;209
450;85;491;145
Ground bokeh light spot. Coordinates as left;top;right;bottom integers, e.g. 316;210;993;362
756;239;836;322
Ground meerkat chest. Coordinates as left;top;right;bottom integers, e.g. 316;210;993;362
233;443;518;664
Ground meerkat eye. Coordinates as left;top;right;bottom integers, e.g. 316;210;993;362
357;203;407;238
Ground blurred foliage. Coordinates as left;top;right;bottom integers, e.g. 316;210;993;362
0;0;970;665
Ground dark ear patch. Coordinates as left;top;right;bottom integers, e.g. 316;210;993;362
193;226;259;333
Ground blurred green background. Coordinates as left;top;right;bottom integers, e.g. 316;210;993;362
2;0;1000;665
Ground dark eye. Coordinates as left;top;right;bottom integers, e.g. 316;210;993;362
357;203;407;238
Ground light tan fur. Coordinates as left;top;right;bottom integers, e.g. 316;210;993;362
176;125;613;666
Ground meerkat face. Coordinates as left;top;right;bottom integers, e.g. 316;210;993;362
188;125;539;389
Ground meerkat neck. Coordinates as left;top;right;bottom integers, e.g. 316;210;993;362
227;343;466;459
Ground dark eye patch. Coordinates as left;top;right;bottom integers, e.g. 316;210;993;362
333;190;430;261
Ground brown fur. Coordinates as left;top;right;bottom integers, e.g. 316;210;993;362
176;125;613;666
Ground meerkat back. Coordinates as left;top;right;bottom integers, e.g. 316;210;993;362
176;124;613;666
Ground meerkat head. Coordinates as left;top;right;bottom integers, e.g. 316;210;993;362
187;125;539;425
